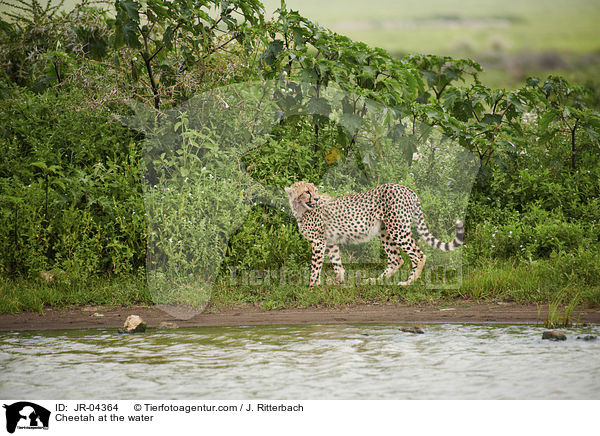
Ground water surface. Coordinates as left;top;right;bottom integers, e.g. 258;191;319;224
1;324;598;399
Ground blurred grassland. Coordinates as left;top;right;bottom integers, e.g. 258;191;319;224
261;0;600;88
3;0;597;88
262;0;600;54
5;0;598;55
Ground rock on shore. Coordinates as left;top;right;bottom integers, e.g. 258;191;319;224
119;315;147;333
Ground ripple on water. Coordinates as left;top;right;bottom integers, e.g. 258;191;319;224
0;324;599;399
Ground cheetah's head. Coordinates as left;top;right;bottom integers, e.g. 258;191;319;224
285;181;320;219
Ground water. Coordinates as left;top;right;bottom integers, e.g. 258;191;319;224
1;324;599;399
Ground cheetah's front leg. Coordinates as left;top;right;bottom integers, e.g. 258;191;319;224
309;240;326;289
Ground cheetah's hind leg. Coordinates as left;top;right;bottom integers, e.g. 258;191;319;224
398;236;427;286
368;230;405;284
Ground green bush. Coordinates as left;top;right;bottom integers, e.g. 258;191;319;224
466;205;592;262
1;0;599;311
0;87;145;278
224;205;311;272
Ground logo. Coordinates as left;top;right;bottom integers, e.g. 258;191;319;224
3;402;50;434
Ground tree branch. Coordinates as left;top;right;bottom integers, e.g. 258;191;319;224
202;33;238;59
147;44;164;63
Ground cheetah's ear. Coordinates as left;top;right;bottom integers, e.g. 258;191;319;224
284;186;292;195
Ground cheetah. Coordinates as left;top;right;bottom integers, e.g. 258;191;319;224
285;181;464;288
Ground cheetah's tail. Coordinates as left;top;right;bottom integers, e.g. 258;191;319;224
413;199;464;251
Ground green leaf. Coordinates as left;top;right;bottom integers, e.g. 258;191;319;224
292;28;307;48
0;18;13;35
586;126;599;145
305;97;331;116
163;26;175;51
339;113;362;136
341;96;354;115
442;65;460;83
337;126;350;147
507;93;526;113
451;100;473;122
30;161;48;170
119;0;140;21
481;113;503;125
539;110;557;131
441;87;461;109
297;68;317;83
542;81;554;97
261;39;284;66
121;20;141;49
397;136;417;164
422;70;438;89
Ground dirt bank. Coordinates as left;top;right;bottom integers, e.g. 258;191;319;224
1;302;599;330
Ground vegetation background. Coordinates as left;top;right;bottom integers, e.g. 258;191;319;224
0;0;598;318
262;0;600;89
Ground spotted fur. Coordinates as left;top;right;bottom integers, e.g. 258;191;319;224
285;181;464;288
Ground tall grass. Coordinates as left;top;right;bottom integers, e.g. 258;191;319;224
544;290;582;328
207;256;600;311
2;254;598;313
0;275;151;313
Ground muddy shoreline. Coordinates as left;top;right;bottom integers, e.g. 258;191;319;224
1;302;599;330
